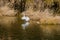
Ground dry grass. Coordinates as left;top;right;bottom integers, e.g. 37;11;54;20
22;8;60;24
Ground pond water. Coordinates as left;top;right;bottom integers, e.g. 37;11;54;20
0;17;60;40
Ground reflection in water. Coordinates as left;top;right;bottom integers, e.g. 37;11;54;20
0;21;60;40
21;22;30;30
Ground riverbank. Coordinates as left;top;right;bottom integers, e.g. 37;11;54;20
21;8;60;24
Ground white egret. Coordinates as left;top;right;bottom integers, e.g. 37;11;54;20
21;14;30;21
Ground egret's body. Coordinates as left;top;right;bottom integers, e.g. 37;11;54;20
21;15;30;21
